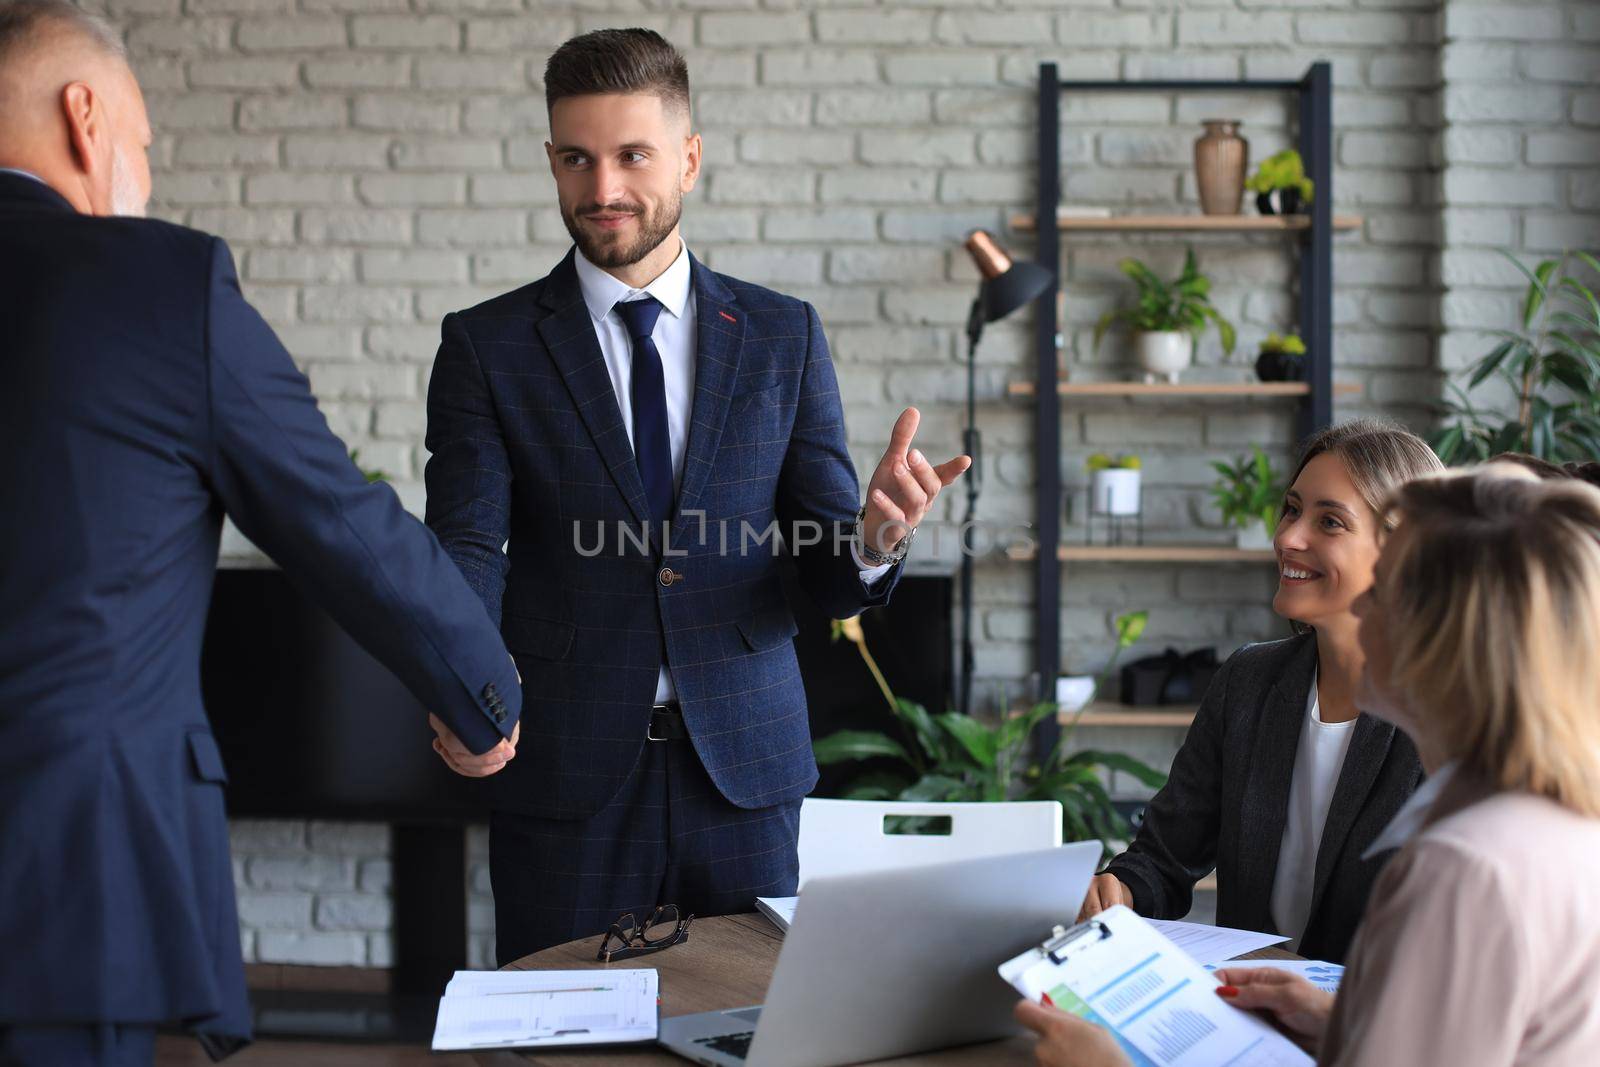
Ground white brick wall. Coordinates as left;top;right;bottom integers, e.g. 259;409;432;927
83;0;1596;966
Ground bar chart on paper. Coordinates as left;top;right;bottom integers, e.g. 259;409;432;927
999;907;1311;1067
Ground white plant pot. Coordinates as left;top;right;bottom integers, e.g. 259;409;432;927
1134;330;1193;384
1236;520;1274;551
1091;468;1142;516
1055;675;1097;714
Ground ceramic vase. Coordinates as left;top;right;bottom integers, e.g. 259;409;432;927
1194;120;1248;216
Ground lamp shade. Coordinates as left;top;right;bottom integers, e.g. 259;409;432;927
964;230;1053;324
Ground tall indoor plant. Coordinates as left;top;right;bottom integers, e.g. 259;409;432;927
1432;250;1600;464
812;613;1166;852
1094;249;1236;383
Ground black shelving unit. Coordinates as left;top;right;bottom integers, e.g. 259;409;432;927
1027;63;1339;744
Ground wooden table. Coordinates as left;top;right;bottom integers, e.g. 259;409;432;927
474;915;1300;1066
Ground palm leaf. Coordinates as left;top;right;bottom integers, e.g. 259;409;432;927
812;730;913;766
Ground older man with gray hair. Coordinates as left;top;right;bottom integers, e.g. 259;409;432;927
0;3;526;1063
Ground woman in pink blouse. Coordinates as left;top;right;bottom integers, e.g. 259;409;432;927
1020;463;1600;1066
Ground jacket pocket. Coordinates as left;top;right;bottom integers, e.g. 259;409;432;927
186;730;229;784
731;382;783;415
503;613;576;661
736;605;799;652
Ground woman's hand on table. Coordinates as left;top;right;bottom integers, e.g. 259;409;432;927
1014;1000;1132;1067
1211;967;1334;1054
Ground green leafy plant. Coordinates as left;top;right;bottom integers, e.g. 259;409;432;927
1245;149;1314;203
1093;249;1237;358
1086;452;1141;471
812;612;1167;854
1210;446;1285;532
1432;250;1600;464
1258;331;1306;357
349;448;389;484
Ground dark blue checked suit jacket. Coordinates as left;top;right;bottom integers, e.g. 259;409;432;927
426;248;900;820
0;173;520;1047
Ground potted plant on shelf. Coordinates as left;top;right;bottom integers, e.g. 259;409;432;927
1086;452;1141;517
1432;249;1600;463
1210;446;1284;551
1254;331;1307;382
813;612;1165;854
1093;249;1237;384
1246;149;1314;216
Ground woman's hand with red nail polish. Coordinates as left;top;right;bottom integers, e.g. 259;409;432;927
1211;967;1334;1054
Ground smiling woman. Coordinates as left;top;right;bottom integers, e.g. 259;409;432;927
1080;419;1444;966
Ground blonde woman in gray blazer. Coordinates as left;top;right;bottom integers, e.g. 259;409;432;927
1080;420;1441;963
1023;464;1600;1067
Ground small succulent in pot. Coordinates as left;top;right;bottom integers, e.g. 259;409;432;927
1246;149;1314;216
1254;331;1307;382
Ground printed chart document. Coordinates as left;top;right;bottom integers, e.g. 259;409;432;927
431;968;658;1051
1205;960;1343;994
1146;919;1290;967
999;906;1312;1067
755;895;798;933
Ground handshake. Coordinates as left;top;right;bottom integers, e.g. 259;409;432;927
428;655;520;778
429;714;519;778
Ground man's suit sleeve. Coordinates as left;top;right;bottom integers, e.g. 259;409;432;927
202;238;519;756
1102;654;1233;919
422;312;512;625
775;301;900;620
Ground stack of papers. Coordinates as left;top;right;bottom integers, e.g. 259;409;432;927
1145;919;1291;966
1205;959;1344;993
430;969;658;1051
755;895;798;933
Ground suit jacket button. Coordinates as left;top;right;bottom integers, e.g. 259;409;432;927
658;567;681;587
493;709;507;723
483;683;498;701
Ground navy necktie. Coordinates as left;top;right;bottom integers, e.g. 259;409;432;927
613;296;675;527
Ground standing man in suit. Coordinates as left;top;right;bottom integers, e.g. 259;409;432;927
0;4;521;1063
424;28;970;963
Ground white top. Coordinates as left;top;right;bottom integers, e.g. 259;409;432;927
571;242;887;704
1269;669;1358;948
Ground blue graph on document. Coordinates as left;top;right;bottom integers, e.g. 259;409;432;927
1099;969;1164;1016
1148;1007;1218;1063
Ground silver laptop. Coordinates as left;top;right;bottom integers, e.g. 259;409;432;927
658;842;1101;1067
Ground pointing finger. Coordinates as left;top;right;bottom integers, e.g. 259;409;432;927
886;407;920;459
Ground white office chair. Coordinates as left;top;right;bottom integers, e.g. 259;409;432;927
795;797;1064;888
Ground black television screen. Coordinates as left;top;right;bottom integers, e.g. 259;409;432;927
201;565;952;822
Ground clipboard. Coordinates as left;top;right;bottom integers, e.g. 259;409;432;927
998;906;1312;1067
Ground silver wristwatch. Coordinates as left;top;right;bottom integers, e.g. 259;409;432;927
855;505;916;566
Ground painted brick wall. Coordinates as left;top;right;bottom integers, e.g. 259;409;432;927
78;0;1597;966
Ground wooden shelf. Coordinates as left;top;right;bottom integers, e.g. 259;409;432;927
1011;212;1364;233
1008;544;1277;563
1061;702;1198;728
1008;380;1364;399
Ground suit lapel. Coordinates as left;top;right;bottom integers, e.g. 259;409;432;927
1236;633;1317;926
1306;713;1395;915
535;251;650;527
670;256;744;546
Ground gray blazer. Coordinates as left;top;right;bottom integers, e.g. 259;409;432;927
1104;631;1423;963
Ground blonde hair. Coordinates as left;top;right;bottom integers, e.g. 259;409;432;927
1289;418;1444;532
1380;465;1600;816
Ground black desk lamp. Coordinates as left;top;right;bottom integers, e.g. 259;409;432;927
959;231;1053;717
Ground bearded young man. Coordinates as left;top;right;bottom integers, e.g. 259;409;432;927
423;28;970;963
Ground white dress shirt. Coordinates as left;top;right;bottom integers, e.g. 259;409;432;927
1269;669;1358;948
572;242;889;704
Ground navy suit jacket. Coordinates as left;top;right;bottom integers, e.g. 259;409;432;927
0;173;521;1048
425;249;897;820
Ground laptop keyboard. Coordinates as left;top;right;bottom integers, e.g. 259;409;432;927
694;1031;754;1059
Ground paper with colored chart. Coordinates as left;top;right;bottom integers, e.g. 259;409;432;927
431;968;658;1051
1205;959;1344;994
999;906;1312;1067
